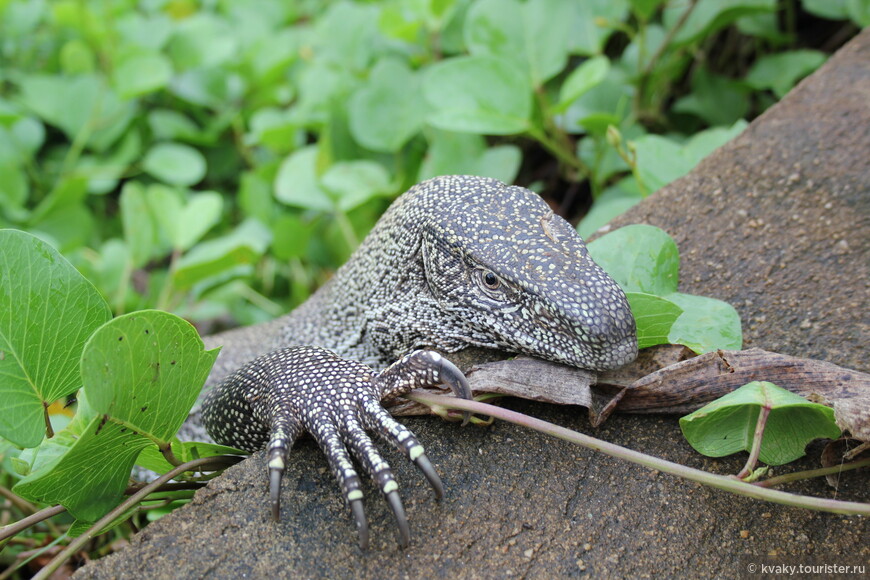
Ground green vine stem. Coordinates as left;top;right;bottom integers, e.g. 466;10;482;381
0;505;67;545
756;458;870;488
406;392;870;516
157;441;184;468
31;455;243;580
736;404;771;480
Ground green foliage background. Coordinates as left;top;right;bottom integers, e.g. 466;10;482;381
0;0;865;331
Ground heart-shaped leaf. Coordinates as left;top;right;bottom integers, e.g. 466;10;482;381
0;230;111;447
680;381;842;465
14;310;219;521
424;56;532;135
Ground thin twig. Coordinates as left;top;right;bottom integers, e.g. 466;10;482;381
0;505;67;543
756;457;870;488
736;405;770;479
158;441;183;467
634;0;699;119
406;392;870;516
32;455;243;580
124;481;205;494
640;0;698;79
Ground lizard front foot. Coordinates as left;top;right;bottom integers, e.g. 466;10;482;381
201;346;471;549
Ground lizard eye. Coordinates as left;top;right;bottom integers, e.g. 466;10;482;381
479;269;501;290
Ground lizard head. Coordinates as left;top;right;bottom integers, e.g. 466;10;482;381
415;176;637;371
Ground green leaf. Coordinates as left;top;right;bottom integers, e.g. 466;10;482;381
15;424;80;478
247;108;302;154
16;74;134;152
174;220;271;289
175;192;223;251
632;121;747;192
0;116;45;165
147;187;223;251
311;2;380;73
568;0;630;55
553;56;610;114
464;0;572;86
625;292;683;350
291;62;355;126
629;0;665;20
274;146;333;212
169;68;241;109
378;3;424;42
239;170;277;226
745;50;828;98
578;124;646;189
348;58;426;153
0;230;111;447
115;12;174;51
0;0;43;41
673;69;749;126
587;224;680;295
14;310;219;521
418;130;520;184
142;142;207;187
14;418;152;521
29;204;94;254
60;39;96;75
83;311;218;440
589;225;744;353
113;51;173;98
246;29;301;83
28;175;88;226
556;66;633;135
477;145;522;185
576;180;643;239
423;56;531;135
664;0;775;46
0;163;29;219
120;182;160;269
801;0;869;25
91;239;130;304
167;13;237;70
680;381;842;465
77;129;142;195
271;214;316;261
846;0;870;25
321;161;392;212
148;110;203;143
667;292;743;353
735;13;789;43
801;0;850;20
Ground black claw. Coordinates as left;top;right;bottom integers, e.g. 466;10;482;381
385;490;410;549
351;499;369;550
413;452;444;500
437;356;472;425
269;465;282;522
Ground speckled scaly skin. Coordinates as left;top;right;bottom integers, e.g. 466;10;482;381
202;346;471;549
199;175;637;548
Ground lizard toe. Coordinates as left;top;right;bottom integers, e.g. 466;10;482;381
340;412;418;548
350;498;369;550
385;490;410;549
362;403;447;500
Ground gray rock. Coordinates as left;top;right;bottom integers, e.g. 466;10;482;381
76;28;870;579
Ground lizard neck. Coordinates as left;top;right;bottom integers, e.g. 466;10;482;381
278;186;474;368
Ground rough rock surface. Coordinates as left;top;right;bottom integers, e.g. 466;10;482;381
77;29;870;579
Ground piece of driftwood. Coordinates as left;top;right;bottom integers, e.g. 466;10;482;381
389;346;870;443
